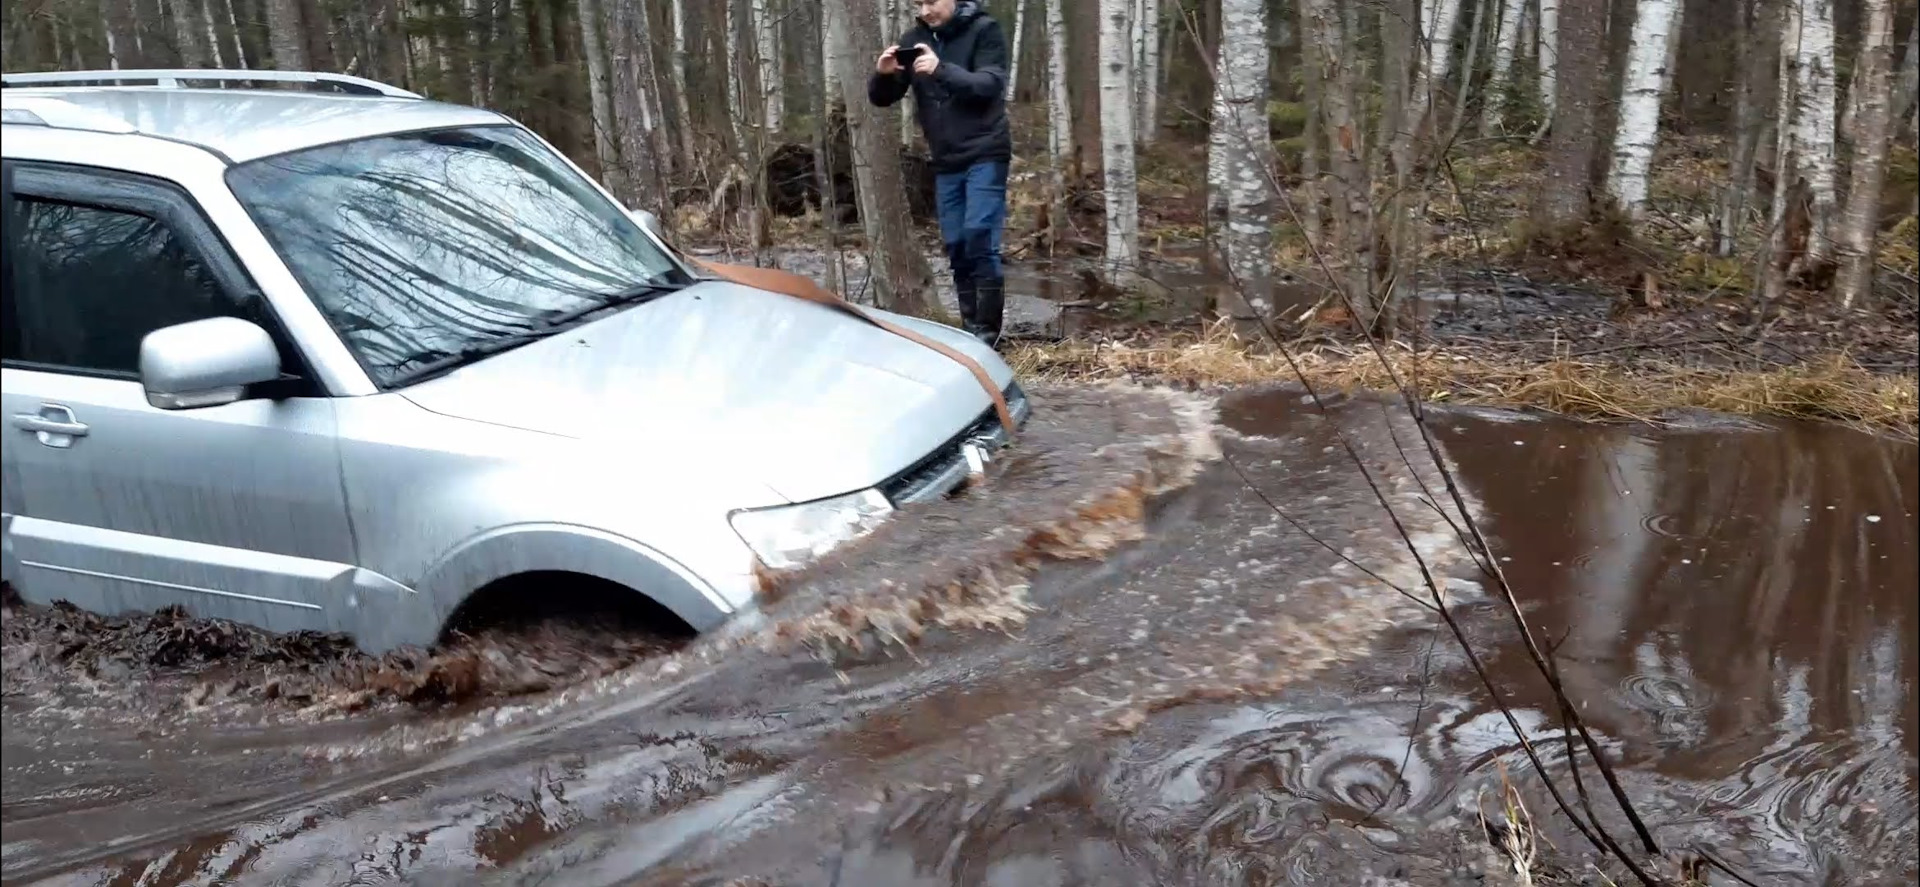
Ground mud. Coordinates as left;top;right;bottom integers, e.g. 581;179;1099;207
3;382;1914;886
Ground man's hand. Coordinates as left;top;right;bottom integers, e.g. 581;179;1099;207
876;45;902;75
911;43;939;76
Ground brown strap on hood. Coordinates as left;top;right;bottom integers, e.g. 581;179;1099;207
692;259;1017;439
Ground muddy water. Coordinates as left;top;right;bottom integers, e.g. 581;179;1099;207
3;386;1914;886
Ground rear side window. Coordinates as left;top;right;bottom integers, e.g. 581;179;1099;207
4;198;233;373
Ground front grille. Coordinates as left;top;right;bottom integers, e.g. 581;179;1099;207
880;382;1030;506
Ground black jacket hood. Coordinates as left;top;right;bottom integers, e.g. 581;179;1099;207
932;1;983;35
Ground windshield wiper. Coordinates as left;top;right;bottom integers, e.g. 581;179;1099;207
385;280;686;387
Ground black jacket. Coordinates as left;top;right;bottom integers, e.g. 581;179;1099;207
866;1;1012;174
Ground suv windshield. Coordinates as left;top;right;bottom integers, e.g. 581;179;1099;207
226;125;686;388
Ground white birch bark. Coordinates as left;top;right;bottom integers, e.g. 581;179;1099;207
1537;0;1559;118
1791;0;1840;265
1135;0;1161;143
1834;0;1895;305
1098;0;1140;281
1212;0;1275;317
1409;0;1465;126
1481;0;1529;133
578;0;620;181
224;0;248;67
197;0;224;66
822;0;840;96
1045;0;1071;248
608;0;661;206
1605;0;1681;216
753;0;783;134
1006;0;1028;101
726;0;745;150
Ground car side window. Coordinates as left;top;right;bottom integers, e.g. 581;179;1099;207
1;163;303;382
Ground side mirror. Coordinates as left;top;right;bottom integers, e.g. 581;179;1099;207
139;316;283;410
628;208;669;243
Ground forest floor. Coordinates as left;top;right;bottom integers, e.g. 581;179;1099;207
701;134;1920;436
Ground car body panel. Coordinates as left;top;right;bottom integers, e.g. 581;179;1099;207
397;280;1014;504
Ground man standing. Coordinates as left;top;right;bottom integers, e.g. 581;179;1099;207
868;0;1012;347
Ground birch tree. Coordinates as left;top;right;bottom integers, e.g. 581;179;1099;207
577;0;619;182
1409;0;1465;128
825;0;935;314
1892;15;1918;129
752;0;782;134
1536;0;1560;125
1605;0;1682;216
1834;0;1896;306
607;0;660;207
1006;0;1027;100
1099;0;1140;282
1769;0;1840;278
1134;0;1161;143
1482;0;1529;133
1211;0;1275;318
1045;0;1072;251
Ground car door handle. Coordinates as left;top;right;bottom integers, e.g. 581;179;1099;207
12;407;90;447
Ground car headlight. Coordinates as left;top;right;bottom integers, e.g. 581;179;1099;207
728;488;894;571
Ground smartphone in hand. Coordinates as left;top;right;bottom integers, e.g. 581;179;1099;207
894;45;923;69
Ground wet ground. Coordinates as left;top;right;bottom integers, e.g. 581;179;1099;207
3;383;1915;886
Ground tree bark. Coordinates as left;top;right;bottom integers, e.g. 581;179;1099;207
1534;0;1606;228
1007;0;1029;100
1099;0;1141;282
1537;0;1560;125
1790;0;1840;268
1410;0;1466;131
1483;0;1530;133
1605;0;1682;216
1046;0;1073;252
826;0;935;314
1717;0;1773;255
1212;0;1275;318
1891;14;1917;135
264;0;307;69
168;0;209;65
1834;0;1895;306
578;0;620;182
1135;0;1162;143
608;0;661;207
753;0;783;134
1302;0;1378;325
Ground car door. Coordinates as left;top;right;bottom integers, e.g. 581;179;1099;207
0;159;360;634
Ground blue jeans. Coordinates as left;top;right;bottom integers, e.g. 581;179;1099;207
934;160;1009;285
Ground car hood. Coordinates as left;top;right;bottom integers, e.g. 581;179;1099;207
398;279;1014;503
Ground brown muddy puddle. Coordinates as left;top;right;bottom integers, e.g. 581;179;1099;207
3;384;1914;886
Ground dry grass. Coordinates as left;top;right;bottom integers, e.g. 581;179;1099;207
1008;326;1919;437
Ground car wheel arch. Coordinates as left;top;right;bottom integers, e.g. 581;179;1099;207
408;522;735;646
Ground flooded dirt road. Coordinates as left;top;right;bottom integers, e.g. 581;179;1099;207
3;384;1914;886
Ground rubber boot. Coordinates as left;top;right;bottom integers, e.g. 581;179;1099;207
973;274;1006;348
954;276;979;332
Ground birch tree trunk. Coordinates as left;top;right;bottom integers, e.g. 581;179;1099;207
1006;0;1028;101
826;0;936;314
1099;0;1141;282
1046;0;1072;252
1212;0;1275;318
197;0;225;66
1834;0;1895;306
1409;0;1465;129
1605;0;1682;216
1536;0;1560;124
224;0;249;67
578;0;620;182
1135;0;1161;144
726;0;749;162
753;0;783;134
1482;0;1529;133
1790;0;1840;267
1302;0;1378;326
667;0;698;163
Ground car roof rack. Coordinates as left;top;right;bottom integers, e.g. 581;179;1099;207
0;69;423;99
1;95;140;133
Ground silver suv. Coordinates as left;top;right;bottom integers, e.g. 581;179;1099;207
0;69;1028;651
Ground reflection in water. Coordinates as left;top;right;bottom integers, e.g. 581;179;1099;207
227;125;682;384
5;392;1914;886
